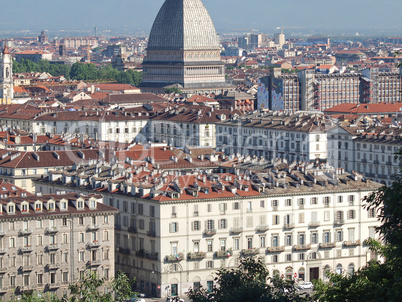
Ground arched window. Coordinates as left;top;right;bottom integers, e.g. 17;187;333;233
348;263;355;275
336;264;343;274
323;265;331;279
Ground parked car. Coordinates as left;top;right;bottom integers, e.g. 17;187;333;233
166;297;185;302
299;282;314;289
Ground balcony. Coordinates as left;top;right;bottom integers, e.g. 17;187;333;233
87;241;100;249
0;230;6;237
147;231;157;237
86;225;100;231
19;229;32;236
308;221;320;228
188;252;206;260
118;247;131;255
145;252;158;261
165;254;184;262
319;242;336;249
0;267;7;273
343;240;361;247
47;244;59;251
266;246;285;253
203;229;216;236
46;263;59;270
20;265;34;272
229;227;243;234
242;248;259;256
20;246;33;253
46;283;60;289
247;223;268;237
88;260;101;266
135;249;146;258
128;227;137;234
283;223;295;229
45;227;59;234
216;250;232;258
334;219;344;225
293;244;311;251
0;248;7;254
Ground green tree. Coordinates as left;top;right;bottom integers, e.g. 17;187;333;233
313;150;402;302
187;257;312;302
69;270;136;302
165;87;182;94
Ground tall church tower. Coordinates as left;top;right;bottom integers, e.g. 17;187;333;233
0;45;13;103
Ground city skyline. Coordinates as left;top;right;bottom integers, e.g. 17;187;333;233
0;0;401;37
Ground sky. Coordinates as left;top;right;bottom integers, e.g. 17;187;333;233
0;0;401;37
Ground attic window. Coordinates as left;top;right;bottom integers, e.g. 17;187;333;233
60;201;67;210
1;187;7;191
48;202;55;211
7;204;15;214
22;203;29;212
77;201;84;209
11;186;17;191
90;200;96;209
35;203;42;211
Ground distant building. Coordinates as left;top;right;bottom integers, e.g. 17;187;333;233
14;51;53;63
141;0;233;95
38;30;48;44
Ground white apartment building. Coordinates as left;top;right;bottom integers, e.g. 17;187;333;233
0;192;117;300
35;161;381;298
216;111;332;162
328;118;401;185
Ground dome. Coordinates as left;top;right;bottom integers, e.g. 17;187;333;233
148;0;220;51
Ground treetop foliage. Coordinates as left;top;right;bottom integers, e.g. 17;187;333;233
12;59;142;86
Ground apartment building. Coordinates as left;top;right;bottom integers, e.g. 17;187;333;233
0;192;117;300
361;68;402;104
34;161;381;298
328;117;401;185
216;111;332;162
0;149;104;192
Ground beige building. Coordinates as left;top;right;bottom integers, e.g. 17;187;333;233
35;161;381;298
0;192;117;300
0;149;104;192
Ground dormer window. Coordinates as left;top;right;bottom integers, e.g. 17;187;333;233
60;201;67;210
21;203;29;212
48;202;55;211
77;201;84;210
35;202;42;212
7;204;15;214
90;200;96;209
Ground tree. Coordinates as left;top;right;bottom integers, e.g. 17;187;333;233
165;87;182;94
313;151;402;302
187;257;312;302
69;270;137;302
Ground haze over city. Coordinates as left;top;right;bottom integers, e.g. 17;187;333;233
0;0;401;37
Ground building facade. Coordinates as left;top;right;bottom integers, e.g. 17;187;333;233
35;162;381;298
0;193;117;300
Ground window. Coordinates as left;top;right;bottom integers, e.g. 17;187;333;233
260;236;266;248
247;237;253;249
37;235;43;246
246;217;253;227
37;274;43;285
285;234;292;246
272;235;279;247
348;210;356;219
324;197;330;206
286;199;292;206
170;222;178;233
233;202;240;210
336;230;343;242
79;251;85;262
219;219;227;229
286;254;292;262
311;232;318;244
234;238;240;250
192;221;201;231
207;240;213;252
79;232;84;243
206;220;214;230
260;200;265;208
338;196;343;203
220;239;226;251
310;197;317;205
368;208;376;218
273;215;280;225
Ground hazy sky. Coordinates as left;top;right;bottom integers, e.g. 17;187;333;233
0;0;401;36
